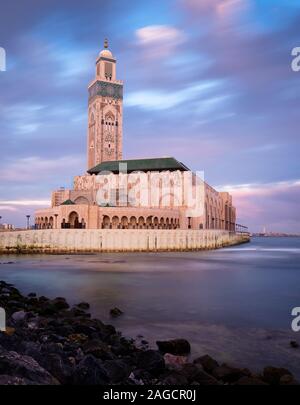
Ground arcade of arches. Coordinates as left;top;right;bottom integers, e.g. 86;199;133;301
36;211;86;229
101;215;179;229
35;213;179;230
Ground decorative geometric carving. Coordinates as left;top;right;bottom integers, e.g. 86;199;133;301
89;81;123;100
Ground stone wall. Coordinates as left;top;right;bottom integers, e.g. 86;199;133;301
0;229;249;253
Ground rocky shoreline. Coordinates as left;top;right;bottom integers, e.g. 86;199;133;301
0;280;298;385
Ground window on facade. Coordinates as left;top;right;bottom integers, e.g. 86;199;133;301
105;62;112;80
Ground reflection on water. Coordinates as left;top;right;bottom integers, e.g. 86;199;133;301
0;237;300;376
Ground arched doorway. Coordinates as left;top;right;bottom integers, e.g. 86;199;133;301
69;211;80;229
129;216;137;229
49;217;54;229
121;216;128;229
112;216;119;229
102;215;111;229
138;216;144;229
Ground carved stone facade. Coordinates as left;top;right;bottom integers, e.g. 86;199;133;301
35;41;238;233
87;42;123;169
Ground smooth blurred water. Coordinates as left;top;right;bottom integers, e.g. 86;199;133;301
1;237;300;376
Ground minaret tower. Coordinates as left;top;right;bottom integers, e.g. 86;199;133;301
87;39;123;170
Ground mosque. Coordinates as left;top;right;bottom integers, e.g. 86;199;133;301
35;40;237;232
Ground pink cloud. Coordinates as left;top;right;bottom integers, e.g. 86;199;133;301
135;25;186;59
220;180;300;232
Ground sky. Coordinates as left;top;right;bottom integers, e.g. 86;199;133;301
0;0;299;232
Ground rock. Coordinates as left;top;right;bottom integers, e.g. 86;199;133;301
69;307;90;318
110;307;123;317
263;366;292;385
67;333;88;345
156;339;191;355
161;370;189;385
193;369;220;385
194;354;219;373
40;342;64;355
76;302;90;310
290;340;299;349
128;372;144;385
0;374;34;385
164;353;188;368
38;303;59;316
11;310;27;323
52;297;70;310
40;352;74;384
82;339;113;360
2;281;298;387
130;369;154;385
280;374;299;385
236;376;268;385
136;350;165;376
0;348;59;385
6;300;24;311
212;364;246;383
39;296;50;303
73;355;109;385
21;341;44;365
180;363;201;380
103;359;132;383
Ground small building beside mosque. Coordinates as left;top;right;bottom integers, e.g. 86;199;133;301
35;41;237;232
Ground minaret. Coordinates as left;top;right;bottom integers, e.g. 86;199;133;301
87;39;123;170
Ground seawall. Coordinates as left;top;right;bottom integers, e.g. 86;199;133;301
0;229;250;254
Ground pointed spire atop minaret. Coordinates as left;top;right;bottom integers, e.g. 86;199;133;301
104;38;108;49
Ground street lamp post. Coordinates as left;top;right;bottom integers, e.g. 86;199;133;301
26;215;31;230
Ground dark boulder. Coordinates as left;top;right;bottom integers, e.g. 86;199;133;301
136;350;165;376
103;359;132;383
72;355;109;385
236;376;268;385
161;370;189;385
76;302;90;310
0;348;59;385
52;297;70;311
156;339;191;355
193;354;219;373
40;352;74;384
263;366;292;385
82;339;113;360
11;310;27;323
110;307;123;317
280;374;299;385
212;364;247;383
290;340;299;349
0;374;34;385
180;363;220;385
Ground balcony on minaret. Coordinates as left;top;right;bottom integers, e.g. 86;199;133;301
87;39;123;170
88;39;123;88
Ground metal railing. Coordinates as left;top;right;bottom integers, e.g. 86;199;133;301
235;223;249;234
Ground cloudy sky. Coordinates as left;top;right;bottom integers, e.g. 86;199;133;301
0;0;299;232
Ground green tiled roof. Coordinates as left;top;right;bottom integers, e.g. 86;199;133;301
61;199;75;205
88;157;190;175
